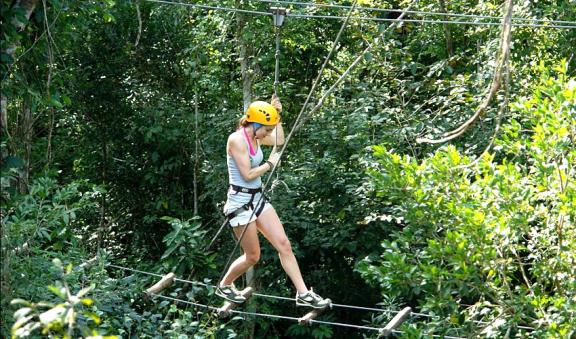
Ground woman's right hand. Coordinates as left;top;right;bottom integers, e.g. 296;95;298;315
267;151;281;168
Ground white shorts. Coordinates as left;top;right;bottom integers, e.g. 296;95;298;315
223;190;272;227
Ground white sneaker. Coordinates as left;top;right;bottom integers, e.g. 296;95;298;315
216;284;246;304
296;289;331;309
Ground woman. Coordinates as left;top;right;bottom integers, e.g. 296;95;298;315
217;96;330;309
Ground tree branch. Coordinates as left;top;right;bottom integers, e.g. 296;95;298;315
135;0;142;47
417;0;514;144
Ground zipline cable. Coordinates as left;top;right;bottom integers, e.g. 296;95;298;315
274;25;281;95
286;12;576;29
144;0;576;29
272;4;283;96
147;0;270;16
256;0;576;26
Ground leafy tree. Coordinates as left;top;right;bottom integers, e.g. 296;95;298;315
358;63;575;337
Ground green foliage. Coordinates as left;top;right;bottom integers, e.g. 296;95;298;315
358;65;575;337
11;258;117;338
2;175;102;252
1;174;104;336
160;216;216;275
287;323;333;339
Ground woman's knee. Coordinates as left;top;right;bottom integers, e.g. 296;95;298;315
276;237;293;256
245;249;261;265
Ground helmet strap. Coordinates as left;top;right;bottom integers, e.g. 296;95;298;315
252;122;263;136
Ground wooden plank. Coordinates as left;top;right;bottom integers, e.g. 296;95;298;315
378;306;412;337
217;287;254;318
298;299;332;325
145;273;175;296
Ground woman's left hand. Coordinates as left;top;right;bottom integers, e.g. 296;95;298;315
271;94;282;114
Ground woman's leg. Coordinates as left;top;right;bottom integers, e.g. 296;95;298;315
256;207;308;294
220;221;261;286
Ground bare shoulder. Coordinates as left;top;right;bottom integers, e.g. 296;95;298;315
228;130;243;145
227;131;245;153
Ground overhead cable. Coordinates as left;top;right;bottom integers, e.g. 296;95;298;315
144;0;576;29
286;12;576;29
147;0;271;16
256;0;576;26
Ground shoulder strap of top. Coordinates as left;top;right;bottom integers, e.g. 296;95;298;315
242;127;257;156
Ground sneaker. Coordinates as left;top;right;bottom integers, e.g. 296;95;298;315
216;284;246;304
296;289;331;309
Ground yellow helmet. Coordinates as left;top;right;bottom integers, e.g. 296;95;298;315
245;101;280;125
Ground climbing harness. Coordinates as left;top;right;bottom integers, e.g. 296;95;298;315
224;184;267;221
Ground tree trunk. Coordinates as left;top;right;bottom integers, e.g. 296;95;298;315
97;140;109;251
0;95;7;135
438;0;454;57
3;0;40;57
21;96;33;192
46;108;54;167
193;90;199;216
1;0;40;139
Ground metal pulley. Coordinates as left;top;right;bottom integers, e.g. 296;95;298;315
270;6;288;95
270;7;287;27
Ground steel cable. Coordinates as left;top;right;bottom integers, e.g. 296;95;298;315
144;0;576;29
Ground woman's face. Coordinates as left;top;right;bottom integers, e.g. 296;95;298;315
255;125;275;139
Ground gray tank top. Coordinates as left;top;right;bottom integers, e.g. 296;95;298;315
227;128;263;189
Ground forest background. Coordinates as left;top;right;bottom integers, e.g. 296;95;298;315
1;0;575;338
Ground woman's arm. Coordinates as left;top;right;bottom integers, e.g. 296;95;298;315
260;122;285;146
261;95;285;146
228;134;272;181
